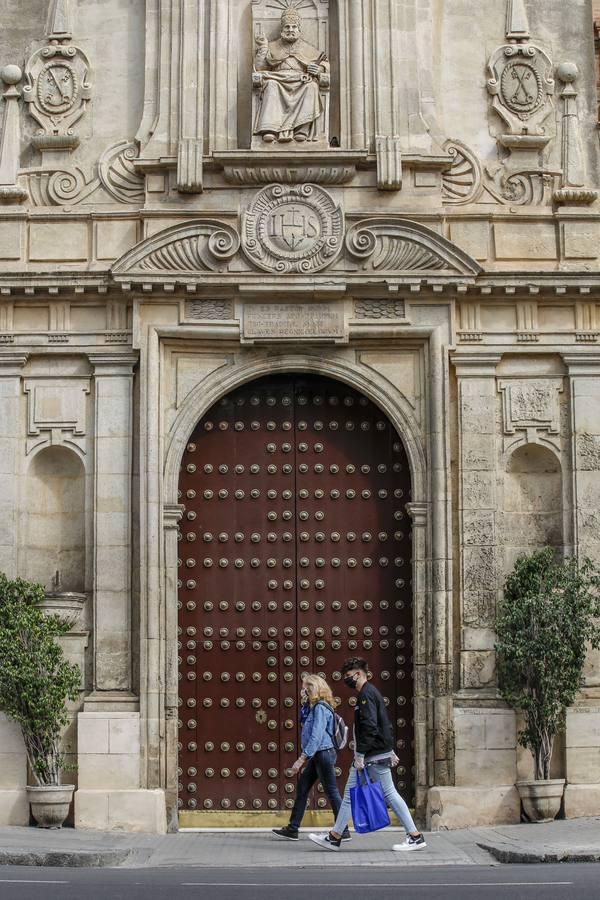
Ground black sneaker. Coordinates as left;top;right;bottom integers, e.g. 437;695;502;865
309;831;342;851
341;829;352;842
392;833;427;851
272;825;299;841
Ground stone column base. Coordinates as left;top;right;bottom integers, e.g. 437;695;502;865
0;789;29;826
564;783;600;818
427;785;520;830
74;789;167;833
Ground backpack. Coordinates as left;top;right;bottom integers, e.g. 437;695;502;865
317;701;349;750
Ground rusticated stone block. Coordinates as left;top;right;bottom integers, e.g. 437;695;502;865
577;433;600;471
427;786;520;830
461;472;495;509
463;546;498;592
463;510;496;546
461;650;496;689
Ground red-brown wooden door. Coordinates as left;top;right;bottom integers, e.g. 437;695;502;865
177;375;414;820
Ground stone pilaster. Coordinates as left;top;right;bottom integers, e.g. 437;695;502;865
562;354;600;817
406;501;430;810
453;355;502;696
0;353;28;577
162;503;184;830
86;352;138;703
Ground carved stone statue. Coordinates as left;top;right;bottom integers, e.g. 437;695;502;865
253;6;330;144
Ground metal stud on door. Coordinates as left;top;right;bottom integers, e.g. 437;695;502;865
177;375;414;824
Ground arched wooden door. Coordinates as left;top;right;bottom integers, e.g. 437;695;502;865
177;374;414;824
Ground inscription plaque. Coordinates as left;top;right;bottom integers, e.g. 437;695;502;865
243;303;345;342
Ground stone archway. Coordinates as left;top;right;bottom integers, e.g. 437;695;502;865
151;348;442;830
175;372;416;824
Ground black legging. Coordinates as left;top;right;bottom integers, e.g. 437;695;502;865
289;748;342;829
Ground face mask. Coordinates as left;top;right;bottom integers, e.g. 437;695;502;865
344;674;359;689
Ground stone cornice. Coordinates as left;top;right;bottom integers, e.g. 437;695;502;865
0;351;28;373
2;274;600;297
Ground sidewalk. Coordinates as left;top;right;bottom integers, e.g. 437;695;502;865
1;818;599;868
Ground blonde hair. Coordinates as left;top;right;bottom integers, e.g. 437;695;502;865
303;674;337;708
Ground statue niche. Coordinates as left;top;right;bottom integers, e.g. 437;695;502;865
252;0;330;148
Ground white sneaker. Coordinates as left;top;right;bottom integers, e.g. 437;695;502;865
308;832;342;852
392;834;427;851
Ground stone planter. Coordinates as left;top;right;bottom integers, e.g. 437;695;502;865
27;784;75;829
39;592;87;631
516;779;565;823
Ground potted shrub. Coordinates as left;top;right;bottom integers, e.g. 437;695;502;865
0;573;81;828
496;548;600;823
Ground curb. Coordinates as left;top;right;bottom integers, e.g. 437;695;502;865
478;843;600;865
0;849;133;868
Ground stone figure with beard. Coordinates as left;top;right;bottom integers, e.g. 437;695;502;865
253;7;329;144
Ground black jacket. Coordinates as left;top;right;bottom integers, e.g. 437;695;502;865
353;681;394;757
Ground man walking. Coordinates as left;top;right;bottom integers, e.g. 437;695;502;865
309;657;426;852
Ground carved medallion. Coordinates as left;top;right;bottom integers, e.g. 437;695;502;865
242;184;343;274
37;62;78;115
487;44;554;137
500;59;543;119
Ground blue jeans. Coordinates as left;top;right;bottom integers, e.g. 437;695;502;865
289;748;342;829
332;763;417;835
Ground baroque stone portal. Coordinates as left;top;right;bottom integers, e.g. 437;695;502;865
253;4;330;145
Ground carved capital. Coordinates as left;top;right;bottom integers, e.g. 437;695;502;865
376;135;402;192
406;502;428;529
163;503;185;530
0;352;29;374
88;352;138;376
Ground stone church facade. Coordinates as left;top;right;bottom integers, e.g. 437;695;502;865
1;0;599;833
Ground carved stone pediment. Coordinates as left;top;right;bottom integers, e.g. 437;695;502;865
345;218;482;276
112;208;481;282
112;220;241;277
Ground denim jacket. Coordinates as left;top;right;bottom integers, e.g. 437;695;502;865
301;702;335;759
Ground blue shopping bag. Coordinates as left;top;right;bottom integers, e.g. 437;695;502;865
350;768;391;834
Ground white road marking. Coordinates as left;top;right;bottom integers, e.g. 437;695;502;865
181;882;573;889
0;880;70;885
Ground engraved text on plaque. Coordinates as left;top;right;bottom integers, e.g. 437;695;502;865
243;303;345;342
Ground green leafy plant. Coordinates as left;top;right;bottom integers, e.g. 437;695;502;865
0;574;81;786
496;548;600;781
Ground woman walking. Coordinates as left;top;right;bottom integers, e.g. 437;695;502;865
272;674;350;841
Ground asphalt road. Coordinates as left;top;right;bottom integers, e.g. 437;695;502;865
0;865;599;900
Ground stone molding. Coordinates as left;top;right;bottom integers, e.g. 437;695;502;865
149;334;449;821
23;375;91;458
213;150;367;186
